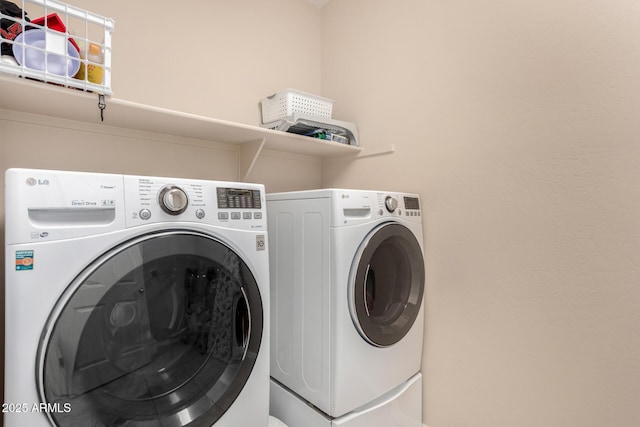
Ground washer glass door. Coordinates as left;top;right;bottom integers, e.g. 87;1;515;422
38;231;263;426
350;223;424;347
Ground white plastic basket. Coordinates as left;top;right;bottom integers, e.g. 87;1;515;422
0;0;114;94
260;89;333;123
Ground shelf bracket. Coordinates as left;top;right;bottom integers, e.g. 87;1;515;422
239;138;266;181
355;144;396;159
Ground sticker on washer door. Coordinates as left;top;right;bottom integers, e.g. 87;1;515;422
15;250;34;271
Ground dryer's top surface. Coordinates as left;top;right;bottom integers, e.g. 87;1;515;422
5;168;267;244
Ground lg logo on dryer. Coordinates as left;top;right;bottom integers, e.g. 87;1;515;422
26;177;50;186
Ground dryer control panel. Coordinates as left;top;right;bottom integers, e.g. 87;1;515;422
330;189;422;227
375;192;422;221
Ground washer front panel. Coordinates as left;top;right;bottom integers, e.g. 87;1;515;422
38;230;263;427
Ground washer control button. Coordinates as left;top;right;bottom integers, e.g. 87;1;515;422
231;212;241;220
158;185;188;215
195;209;205;219
218;212;229;220
254;212;263;220
243;212;252;220
139;209;151;220
385;196;398;213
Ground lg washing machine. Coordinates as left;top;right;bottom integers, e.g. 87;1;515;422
4;169;269;426
266;189;425;426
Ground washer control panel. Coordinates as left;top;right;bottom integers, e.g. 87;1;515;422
217;187;262;209
384;196;399;213
124;176;266;230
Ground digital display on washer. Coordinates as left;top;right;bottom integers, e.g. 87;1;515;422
217;188;262;209
404;197;420;210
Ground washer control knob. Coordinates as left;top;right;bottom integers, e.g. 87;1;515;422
159;185;188;215
385;196;398;213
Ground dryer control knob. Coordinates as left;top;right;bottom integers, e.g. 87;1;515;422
385;196;398;213
159;185;188;215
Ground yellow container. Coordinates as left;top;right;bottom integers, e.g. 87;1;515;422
86;43;104;84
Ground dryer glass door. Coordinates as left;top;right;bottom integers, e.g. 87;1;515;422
38;231;263;427
350;223;424;347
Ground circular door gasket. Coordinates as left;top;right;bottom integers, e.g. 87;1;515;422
37;230;263;427
349;223;424;347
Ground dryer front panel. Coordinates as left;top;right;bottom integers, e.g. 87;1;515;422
37;230;263;426
349;223;424;347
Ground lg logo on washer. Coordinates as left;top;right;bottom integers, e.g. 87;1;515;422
26;177;50;186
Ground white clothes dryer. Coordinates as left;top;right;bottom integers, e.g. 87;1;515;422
4;168;270;427
267;189;425;420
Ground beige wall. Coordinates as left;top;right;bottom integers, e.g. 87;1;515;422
322;1;640;426
69;0;323;125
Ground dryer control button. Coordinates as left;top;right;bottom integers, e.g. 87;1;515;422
139;209;151;220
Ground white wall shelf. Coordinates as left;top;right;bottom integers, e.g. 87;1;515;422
0;75;363;180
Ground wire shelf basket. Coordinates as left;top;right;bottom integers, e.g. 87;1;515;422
0;0;114;94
